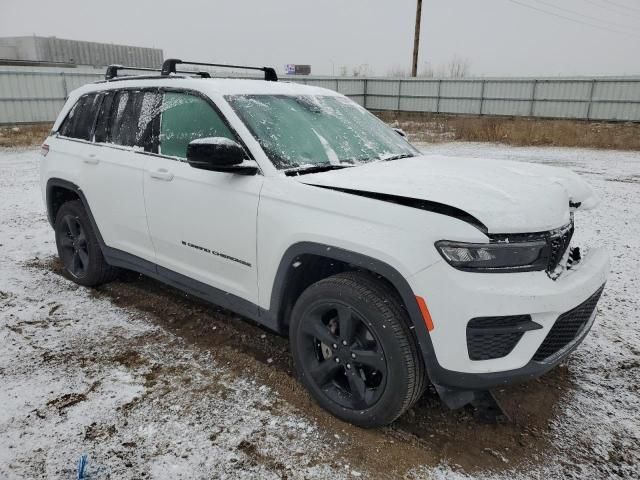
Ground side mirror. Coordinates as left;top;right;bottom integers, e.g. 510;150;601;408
186;137;258;175
393;128;407;138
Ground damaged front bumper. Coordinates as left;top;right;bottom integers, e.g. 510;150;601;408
408;245;609;394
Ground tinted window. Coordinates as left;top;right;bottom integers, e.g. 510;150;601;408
94;91;116;144
159;92;235;159
59;93;102;141
109;90;161;151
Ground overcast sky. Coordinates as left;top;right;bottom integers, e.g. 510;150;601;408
2;0;639;77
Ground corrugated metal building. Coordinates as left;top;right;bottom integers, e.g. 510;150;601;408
0;36;163;68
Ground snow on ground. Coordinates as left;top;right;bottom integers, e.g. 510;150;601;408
0;143;639;479
0;149;349;479
415;143;640;478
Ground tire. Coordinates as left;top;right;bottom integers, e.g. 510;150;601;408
289;271;426;427
54;200;118;287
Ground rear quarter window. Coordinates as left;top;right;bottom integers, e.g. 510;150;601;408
58;93;102;141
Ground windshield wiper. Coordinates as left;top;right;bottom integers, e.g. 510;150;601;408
381;153;415;162
284;164;354;176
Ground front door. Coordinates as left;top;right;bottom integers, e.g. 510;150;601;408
143;91;263;303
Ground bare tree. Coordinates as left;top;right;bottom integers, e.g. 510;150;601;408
353;64;373;77
386;66;410;77
447;55;470;78
418;62;435;78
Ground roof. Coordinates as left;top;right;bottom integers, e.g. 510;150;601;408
74;76;340;97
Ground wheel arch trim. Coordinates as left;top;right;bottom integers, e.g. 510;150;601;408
266;241;439;371
45;178;105;241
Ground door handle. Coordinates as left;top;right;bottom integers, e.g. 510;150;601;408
149;169;174;181
84;154;99;165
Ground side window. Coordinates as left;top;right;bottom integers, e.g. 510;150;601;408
110;90;141;147
58;93;102;141
94;91;116;144
159;92;235;159
105;90;161;151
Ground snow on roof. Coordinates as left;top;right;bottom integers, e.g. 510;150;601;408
76;76;340;97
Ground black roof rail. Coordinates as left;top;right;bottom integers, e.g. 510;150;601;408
105;65;157;80
104;64;211;81
161;59;278;81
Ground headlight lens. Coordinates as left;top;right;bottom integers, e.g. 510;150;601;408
435;240;548;272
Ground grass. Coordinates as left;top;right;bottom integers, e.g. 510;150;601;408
0;124;52;148
376;111;640;151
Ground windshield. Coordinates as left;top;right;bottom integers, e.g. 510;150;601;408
226;95;418;170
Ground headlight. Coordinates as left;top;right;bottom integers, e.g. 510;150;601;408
435;240;548;272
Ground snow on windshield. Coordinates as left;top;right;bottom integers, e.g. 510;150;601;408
226;95;418;169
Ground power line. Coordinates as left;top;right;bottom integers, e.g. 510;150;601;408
532;0;639;32
506;0;640;39
581;0;640;19
601;0;640;14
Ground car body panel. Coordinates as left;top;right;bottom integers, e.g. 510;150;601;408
143;155;263;302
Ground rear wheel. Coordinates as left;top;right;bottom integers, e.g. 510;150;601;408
54;200;117;287
290;271;426;427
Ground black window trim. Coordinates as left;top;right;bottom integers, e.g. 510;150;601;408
56;86;260;175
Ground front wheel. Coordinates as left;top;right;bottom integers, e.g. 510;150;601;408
289;271;426;427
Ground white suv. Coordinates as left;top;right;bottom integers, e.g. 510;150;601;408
40;59;609;427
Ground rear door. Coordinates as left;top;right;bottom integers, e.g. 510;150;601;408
143;90;263;303
81;88;159;263
51;92;103;182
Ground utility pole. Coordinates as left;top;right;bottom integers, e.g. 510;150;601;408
411;0;423;77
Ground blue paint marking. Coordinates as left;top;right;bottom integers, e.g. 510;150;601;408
77;454;88;480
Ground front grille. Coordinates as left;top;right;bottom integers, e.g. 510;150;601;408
488;219;575;276
467;315;540;361
547;222;574;273
532;285;605;362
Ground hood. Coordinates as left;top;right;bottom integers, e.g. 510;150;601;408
298;154;599;234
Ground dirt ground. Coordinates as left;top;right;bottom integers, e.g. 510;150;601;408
0;124;51;148
1;143;639;479
35;256;572;475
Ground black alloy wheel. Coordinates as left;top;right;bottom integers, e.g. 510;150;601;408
57;214;90;278
298;302;387;410
290;271;426;427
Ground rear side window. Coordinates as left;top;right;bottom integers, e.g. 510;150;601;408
101;90;161;151
94;91;116;143
159;92;235;159
58;93;102;141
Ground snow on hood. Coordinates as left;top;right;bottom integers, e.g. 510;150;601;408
298;154;599;234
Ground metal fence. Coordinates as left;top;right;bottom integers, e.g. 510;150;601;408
296;77;640;122
2;68;640;124
0;68;103;124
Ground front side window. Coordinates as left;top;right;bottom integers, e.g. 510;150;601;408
226;95;417;170
58;93;102;141
159;92;235;159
